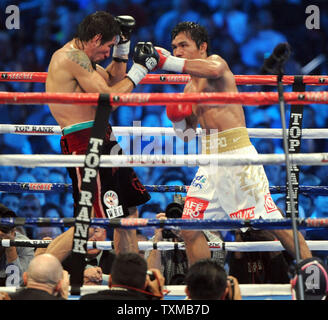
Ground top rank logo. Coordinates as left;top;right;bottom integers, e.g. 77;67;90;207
14;125;55;134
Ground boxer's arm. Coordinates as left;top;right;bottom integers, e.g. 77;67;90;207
156;47;227;79
183;55;228;79
65;50;134;109
96;63;126;86
105;61;127;85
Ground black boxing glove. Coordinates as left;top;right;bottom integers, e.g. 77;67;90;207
126;42;159;86
115;15;135;44
112;15;135;62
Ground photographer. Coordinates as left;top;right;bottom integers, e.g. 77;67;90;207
185;258;242;300
80;252;165;300
146;198;226;285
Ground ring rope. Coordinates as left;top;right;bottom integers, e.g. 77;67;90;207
0;284;293;298
1;239;327;252
2;125;328;139
1;217;328;230
0;153;327;167
1;182;328;195
2;72;328;86
1;91;328;105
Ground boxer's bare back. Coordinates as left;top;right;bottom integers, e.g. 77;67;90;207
46;38;131;128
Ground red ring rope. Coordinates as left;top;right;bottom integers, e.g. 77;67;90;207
0;91;328;105
1;72;328;86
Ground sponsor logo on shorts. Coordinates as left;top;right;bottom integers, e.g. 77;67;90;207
182;197;209;220
103;190;124;219
103;190;119;208
229;207;255;219
264;193;278;214
190;175;207;189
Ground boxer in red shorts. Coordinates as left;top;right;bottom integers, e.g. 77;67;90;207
60;122;150;219
45;11;158;259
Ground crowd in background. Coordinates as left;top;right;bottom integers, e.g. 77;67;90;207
1;0;328;248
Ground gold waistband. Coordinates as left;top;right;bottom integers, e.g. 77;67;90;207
202;127;251;154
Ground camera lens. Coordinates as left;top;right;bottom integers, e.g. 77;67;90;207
165;202;183;219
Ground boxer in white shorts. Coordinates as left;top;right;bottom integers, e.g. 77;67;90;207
182;127;284;222
155;21;312;265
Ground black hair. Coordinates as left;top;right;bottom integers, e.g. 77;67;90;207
111;253;147;289
171;21;210;55
76;11;120;44
185;259;227;299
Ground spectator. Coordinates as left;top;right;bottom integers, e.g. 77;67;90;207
154;0;201;48
229;229;291;284
17;194;42;238
33;227;62;240
0;166;17;183
42;203;63;219
0;203;34;286
46;169;66;205
146;212;226;285
62;192;74;218
291;257;328;300
184;258;242;300
8;253;69;300
60;227;115;286
0;193;20;213
80;252;165;300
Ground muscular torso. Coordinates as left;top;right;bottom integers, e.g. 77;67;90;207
186;55;246;133
46;41;105;128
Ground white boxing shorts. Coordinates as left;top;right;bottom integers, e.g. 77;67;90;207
182;127;283;224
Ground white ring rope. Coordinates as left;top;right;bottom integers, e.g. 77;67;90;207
2;239;328;252
0;153;328;167
2;124;328;139
0;284;292;297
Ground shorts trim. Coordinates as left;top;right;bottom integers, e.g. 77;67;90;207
202;127;251;154
62;120;94;135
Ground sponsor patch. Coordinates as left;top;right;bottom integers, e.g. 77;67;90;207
190;175;207;189
264;193;277;214
103;190;124;219
182;197;209;220
103;190;119;208
229;207;255;219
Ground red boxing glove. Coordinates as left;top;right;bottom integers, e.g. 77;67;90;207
166;104;192;122
155;47;186;73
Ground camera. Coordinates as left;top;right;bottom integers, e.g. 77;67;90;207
147;270;155;281
162;195;185;239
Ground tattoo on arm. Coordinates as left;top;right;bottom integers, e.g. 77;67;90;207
66;49;94;73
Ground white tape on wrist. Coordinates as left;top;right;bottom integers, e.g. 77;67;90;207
127;63;148;86
113;40;130;58
164;56;186;73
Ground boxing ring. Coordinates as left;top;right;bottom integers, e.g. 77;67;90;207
1;72;328;300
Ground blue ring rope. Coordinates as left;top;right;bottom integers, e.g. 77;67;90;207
0;182;328;195
0;217;327;230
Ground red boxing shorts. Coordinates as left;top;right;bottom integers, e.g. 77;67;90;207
182;127;283;227
60;121;150;218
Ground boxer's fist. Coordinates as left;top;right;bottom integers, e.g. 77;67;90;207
133;42;159;71
166;104;192;122
154;46;186;73
115;15;135;44
126;42;159;86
